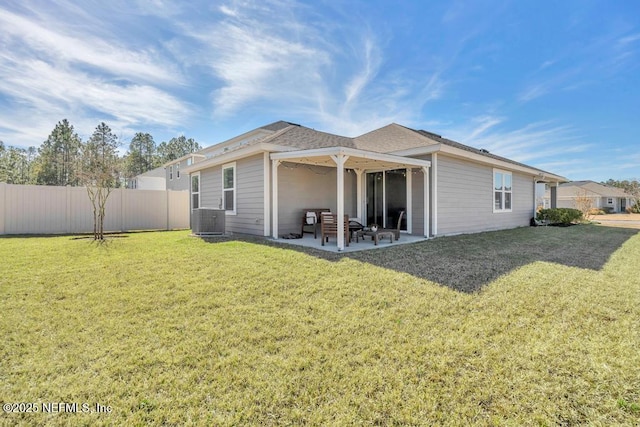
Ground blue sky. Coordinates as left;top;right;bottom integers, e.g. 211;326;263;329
0;0;638;181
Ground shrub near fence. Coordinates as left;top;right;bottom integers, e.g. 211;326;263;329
0;183;189;235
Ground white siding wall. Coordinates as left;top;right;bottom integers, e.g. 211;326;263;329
435;155;534;236
0;183;189;235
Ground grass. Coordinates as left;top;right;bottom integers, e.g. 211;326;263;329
1;226;639;426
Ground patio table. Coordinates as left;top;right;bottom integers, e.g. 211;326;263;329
356;229;395;245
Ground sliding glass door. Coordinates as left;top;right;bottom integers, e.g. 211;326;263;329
366;169;407;230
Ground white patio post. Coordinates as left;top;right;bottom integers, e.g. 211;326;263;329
532;178;538;219
355;169;364;221
422;166;430;238
331;153;349;251
271;159;281;239
431;153;438;236
406;168;412;234
263;152;271;236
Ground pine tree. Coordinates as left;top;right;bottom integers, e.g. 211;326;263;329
37;119;82;186
157;135;201;163
125;132;157;177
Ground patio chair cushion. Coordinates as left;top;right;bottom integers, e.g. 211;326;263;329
306;211;317;225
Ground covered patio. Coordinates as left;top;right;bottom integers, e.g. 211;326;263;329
270;147;432;251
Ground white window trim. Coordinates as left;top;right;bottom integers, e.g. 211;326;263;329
191;172;200;211
493;169;513;213
176;163;180;179
607;198;613;205
222;162;237;215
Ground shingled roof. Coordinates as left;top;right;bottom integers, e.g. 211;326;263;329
190;120;565;181
264;123;356;150
406;126;554;174
559;181;631;197
259;120;299;132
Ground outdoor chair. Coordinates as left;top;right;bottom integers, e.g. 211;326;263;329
301;208;330;238
380;210;404;240
320;213;350;246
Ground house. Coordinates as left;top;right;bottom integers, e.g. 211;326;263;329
127;166;166;190
164;153;206;191
545;180;633;213
182;121;567;250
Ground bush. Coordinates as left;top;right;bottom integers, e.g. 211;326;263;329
537;208;583;225
602;206;614;214
589;208;607;215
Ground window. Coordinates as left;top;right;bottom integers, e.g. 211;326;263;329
494;169;513;212
222;163;236;214
169;165;173;181
607;198;613;205
176;163;180;179
191;173;200;210
187;157;192;166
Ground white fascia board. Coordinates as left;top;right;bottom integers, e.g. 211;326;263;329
391;144;567;182
271;146;431;168
182;143;290;174
198;128;273;155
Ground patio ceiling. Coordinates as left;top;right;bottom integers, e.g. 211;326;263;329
270;146;431;171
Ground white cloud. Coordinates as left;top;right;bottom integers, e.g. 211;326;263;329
618;33;640;45
0;7;181;85
466;115;504;140
518;84;549;103
0;2;192;147
165;0;451;138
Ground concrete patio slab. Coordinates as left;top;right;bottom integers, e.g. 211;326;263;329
271;232;428;253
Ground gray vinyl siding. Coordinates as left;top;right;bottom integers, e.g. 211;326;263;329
166;159;191;191
435;155;534;236
277;163;357;236
197;154;265;235
200;168;221;209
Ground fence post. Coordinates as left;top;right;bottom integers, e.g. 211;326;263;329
120;187;125;232
166;190;170;230
66;185;71;233
0;182;6;235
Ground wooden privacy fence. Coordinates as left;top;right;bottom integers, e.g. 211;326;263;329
0;183;189;235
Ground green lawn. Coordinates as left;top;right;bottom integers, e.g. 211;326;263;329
1;227;639;426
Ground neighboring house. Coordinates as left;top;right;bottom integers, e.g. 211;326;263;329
127;166;166;190
182;121;567;250
164;153;206;191
545;180;633;213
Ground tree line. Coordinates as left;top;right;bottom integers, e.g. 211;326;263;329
0;119;201;186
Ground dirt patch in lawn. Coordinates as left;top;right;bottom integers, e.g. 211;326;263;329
225;225;638;293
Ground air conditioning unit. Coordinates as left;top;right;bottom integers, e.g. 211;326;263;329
191;208;225;235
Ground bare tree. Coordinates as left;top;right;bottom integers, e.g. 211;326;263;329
77;123;120;240
574;189;594;220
